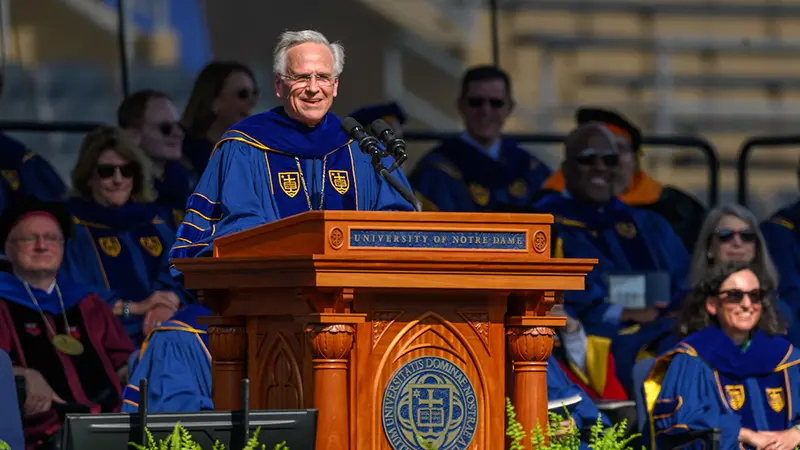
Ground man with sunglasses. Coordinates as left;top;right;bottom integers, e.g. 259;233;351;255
538;107;706;251
533;123;690;394
409;65;551;212
118;90;195;224
169;30;413;272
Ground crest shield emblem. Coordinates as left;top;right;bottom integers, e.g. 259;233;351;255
408;382;455;449
766;387;785;413
469;184;490;207
1;170;20;191
139;236;163;257
615;222;637;239
725;385;746;411
508;179;528;199
98;237;122;257
278;172;301;198
328;170;350;195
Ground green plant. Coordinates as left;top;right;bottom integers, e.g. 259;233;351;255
0;440;9;450
128;423;288;450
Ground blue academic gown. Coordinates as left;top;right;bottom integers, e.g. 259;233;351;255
533;192;690;392
547;355;610;449
122;303;213;413
0;133;66;211
169;107;414;273
153;159;197;228
649;326;800;450
410;137;551;212
762;202;800;345
61;197;186;345
182;133;215;179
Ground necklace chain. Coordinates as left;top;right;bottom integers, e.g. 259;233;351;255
295;156;327;210
22;280;71;338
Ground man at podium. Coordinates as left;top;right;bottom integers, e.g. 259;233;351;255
169;29;414;271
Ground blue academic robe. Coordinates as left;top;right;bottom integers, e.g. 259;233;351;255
533;193;690;392
410;137;551;212
547;355;610;449
169;107;414;274
182;133;215;178
153;159;197;225
61;197;186;345
649;326;800;450
122;303;213;413
0;133;66;211
762;202;800;345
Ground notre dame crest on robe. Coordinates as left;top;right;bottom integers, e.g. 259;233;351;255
278;172;300;198
766;387;785;413
725;384;745;411
508;179;528;199
98;237;122;257
328;170;350;195
469;184;490;207
1;170;20;191
615;222;637;239
139;236;163;257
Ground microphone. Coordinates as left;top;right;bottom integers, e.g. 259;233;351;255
369;119;408;170
341;117;383;158
340;116;422;212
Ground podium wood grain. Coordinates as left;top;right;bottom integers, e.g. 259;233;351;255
179;211;595;450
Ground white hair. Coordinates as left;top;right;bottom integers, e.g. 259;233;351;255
273;30;345;77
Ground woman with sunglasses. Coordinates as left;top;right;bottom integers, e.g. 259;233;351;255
60;127;187;345
647;262;800;450
181;61;258;178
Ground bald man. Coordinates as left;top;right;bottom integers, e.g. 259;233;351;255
533;123;690;394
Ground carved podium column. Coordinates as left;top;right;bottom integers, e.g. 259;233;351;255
205;316;248;411
305;323;354;450
506;292;564;449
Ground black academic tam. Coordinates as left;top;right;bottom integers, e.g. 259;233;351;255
0;197;74;243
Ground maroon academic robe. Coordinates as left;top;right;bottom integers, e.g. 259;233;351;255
0;294;133;449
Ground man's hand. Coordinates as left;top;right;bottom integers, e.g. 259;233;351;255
21;368;63;417
135;291;180;315
143;304;175;336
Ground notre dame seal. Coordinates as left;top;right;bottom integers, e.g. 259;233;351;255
382;356;478;450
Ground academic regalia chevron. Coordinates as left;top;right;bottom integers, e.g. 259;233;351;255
409;137;551;212
647;326;800;450
169;107;414;275
0;274;133;448
122;303;212;413
61;197;187;345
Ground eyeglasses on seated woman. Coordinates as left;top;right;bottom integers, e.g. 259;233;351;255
59;126;188;346
647;261;800;450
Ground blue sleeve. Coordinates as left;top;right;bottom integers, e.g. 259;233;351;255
121;330;213;413
762;220;800;309
169;141;279;271
410;159;475;212
60;225;120;307
652;353;741;450
20;154;66;201
547;355;610;431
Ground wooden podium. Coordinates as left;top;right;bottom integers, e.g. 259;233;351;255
174;211;595;450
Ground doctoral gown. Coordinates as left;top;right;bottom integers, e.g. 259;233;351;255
410;137;551;212
61;197;186;345
533;192;690;392
0;273;133;449
122;303;212;413
0;133;66;213
648;326;800;450
169;106;414;274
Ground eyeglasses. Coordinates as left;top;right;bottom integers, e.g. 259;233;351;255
715;228;757;243
97;163;135;179
12;233;64;246
237;88;259;100
156;122;180;136
718;289;765;304
574;149;620;167
281;73;336;87
466;96;506;109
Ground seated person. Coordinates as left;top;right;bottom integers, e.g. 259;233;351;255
647;262;800;450
410;65;551;212
60;127;184;345
533;123;689;393
181;61;259;177
349;101;406;138
547;354;611;450
122;303;212;413
539;107;706;251
170;30;414;268
118;90;196;222
762;163;800;330
0;199;133;449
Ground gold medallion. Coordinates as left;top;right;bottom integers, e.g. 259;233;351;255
52;334;84;356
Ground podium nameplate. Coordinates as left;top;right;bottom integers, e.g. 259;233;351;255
350;228;526;251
